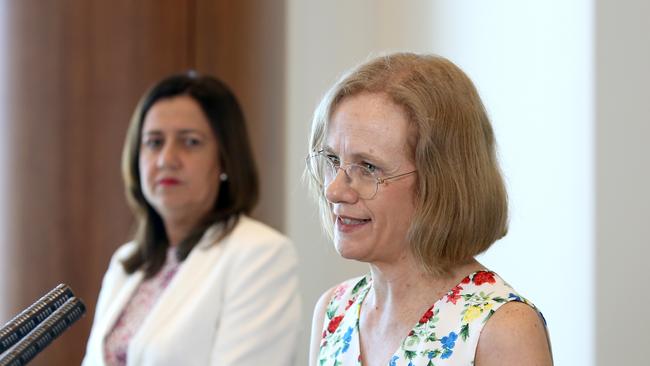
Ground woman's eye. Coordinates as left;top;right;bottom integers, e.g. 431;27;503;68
184;137;202;147
361;162;378;174
325;154;340;166
143;138;163;149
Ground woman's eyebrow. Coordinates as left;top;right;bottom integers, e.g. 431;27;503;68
142;129;206;136
350;151;384;164
177;129;208;136
323;146;389;165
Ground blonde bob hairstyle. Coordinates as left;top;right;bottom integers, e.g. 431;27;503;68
307;53;508;276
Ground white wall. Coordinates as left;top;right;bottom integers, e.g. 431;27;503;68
286;1;649;365
595;0;650;364
428;2;594;365
285;1;437;364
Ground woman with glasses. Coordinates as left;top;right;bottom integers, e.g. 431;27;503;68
83;72;300;365
307;53;552;366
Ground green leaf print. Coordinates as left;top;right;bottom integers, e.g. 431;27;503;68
326;306;338;320
351;277;368;295
460;323;470;341
404;350;417;360
482;309;496;324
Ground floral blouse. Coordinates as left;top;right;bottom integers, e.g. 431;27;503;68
103;247;181;366
318;271;544;366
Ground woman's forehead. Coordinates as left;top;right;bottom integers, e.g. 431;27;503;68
326;93;412;161
143;96;211;132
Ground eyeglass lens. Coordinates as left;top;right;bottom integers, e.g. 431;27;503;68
311;155;378;199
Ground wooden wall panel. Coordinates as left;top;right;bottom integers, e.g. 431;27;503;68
195;0;287;230
2;1;201;364
1;1;285;364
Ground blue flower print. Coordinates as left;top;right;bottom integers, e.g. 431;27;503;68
440;331;458;349
389;355;399;366
316;273;548;366
341;326;353;353
440;331;458;359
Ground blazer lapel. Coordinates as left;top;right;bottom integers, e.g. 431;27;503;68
129;226;229;362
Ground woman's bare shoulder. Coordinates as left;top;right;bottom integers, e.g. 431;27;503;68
476;301;553;366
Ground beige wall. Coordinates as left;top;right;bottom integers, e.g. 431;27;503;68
286;1;650;365
285;1;437;364
595;0;650;364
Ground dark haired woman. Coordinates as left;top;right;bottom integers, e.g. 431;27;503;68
83;73;300;366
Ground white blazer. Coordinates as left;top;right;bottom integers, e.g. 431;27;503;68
82;216;301;366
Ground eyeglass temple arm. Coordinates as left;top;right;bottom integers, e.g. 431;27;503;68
377;170;417;184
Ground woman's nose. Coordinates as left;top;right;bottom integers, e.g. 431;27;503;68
325;168;358;204
157;143;181;169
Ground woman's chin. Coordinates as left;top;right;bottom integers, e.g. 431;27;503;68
334;241;370;262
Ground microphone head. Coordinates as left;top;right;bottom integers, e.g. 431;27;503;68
0;296;86;366
0;284;75;354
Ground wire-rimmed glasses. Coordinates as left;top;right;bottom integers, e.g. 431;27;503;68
306;149;417;200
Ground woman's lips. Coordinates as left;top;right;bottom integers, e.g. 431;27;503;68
336;215;370;233
157;178;181;186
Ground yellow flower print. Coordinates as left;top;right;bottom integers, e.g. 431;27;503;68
463;305;482;323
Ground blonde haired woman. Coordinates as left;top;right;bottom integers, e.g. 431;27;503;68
307;53;552;366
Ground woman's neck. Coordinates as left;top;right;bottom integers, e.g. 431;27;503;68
365;256;484;315
163;215;203;246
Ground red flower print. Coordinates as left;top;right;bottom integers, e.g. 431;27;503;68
446;285;463;304
446;293;461;304
345;299;354;310
461;276;471;284
327;315;344;333
408;330;415;336
419;306;434;324
472;271;496;285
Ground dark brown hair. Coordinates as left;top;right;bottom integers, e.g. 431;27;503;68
307;53;508;276
122;72;259;277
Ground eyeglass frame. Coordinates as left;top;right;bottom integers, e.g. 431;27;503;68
306;149;417;199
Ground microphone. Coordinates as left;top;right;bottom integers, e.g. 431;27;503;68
0;297;86;366
0;284;74;354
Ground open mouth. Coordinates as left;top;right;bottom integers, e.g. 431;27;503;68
338;216;370;225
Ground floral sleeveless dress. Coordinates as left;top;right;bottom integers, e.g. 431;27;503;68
318;271;544;366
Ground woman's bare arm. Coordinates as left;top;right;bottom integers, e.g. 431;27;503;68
475;301;553;366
